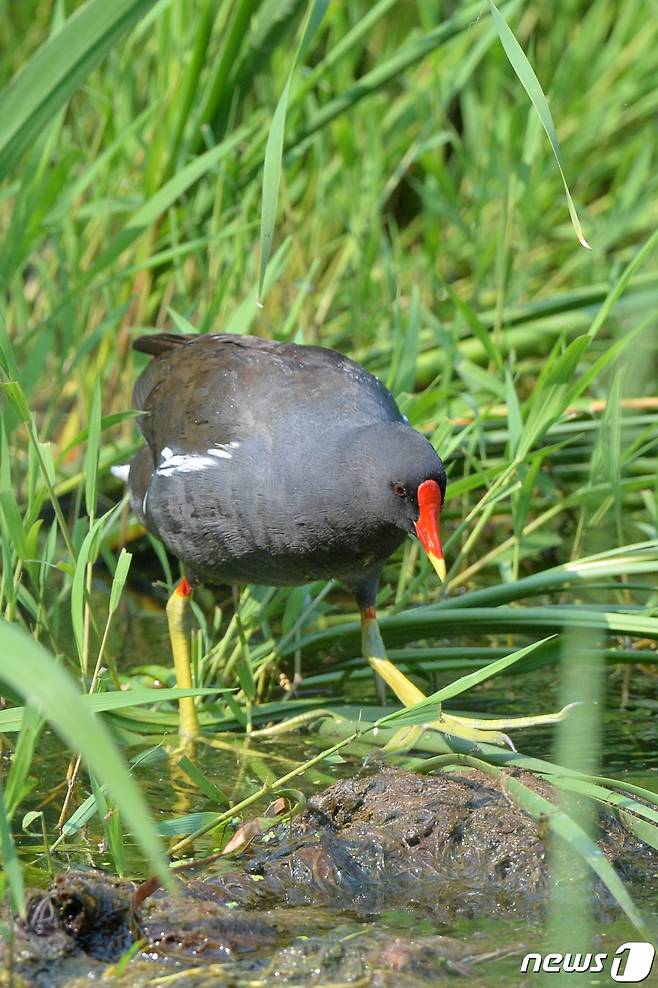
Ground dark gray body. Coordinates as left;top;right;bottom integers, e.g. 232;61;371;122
129;334;445;606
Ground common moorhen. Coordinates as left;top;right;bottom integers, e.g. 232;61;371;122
127;333;447;738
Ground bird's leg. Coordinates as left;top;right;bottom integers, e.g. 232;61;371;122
166;577;199;740
361;607;422;707
361;607;386;705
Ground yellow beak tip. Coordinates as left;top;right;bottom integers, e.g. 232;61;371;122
429;553;447;583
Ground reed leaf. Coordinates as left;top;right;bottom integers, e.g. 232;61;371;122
0;0;159;181
0;620;172;886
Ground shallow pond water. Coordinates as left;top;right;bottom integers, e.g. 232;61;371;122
9;592;658;987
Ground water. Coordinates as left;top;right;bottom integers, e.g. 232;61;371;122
11;594;658;986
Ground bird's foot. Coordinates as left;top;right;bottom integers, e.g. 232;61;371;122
360;609;575;750
368;653;577;751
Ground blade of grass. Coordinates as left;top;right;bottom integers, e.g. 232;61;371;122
177;755;229;806
0;0;160;181
585;226;658;341
379;636;555;726
0;778;25;917
1;380;76;562
258;0;328;299
83;377;101;519
487;0;590;248
0;687;229;733
71;502;123;670
0;619;172;887
91;775;126;876
4;705;44;819
435;754;650;938
287;605;658;662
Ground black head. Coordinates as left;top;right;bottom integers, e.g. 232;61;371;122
346;423;447;579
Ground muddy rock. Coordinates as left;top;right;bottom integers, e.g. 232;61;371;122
2;768;656;987
3;874;133;988
210;767;650;920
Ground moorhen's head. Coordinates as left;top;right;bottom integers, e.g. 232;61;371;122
348;423;447;580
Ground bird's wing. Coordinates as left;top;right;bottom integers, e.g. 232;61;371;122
131;333;403;457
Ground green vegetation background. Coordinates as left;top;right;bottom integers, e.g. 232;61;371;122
1;0;658;928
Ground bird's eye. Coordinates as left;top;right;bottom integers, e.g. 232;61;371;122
393;483;407;498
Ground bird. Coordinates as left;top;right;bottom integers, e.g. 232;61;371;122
126;332;447;739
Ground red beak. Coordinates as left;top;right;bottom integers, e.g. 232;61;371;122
414;479;446;581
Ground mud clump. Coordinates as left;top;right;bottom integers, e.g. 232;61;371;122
212;768;654;921
242;768;548;918
6;874;132;988
3;768;656;987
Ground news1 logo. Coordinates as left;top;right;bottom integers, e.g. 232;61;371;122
520;942;655;981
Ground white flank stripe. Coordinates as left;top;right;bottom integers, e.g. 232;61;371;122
156;442;237;476
157;453;217;477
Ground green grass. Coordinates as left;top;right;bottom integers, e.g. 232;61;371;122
0;0;658;940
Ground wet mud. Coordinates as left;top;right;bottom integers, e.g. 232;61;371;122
3;768;656;986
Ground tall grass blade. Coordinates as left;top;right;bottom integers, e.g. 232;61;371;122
586;227;658;340
381;636;554;726
487;0;590;248
108;548;132;614
71;503;122;667
0;0;159;181
0;687;228;733
91;775;125;876
0;778;25;917
0;620;171;887
84;378;102;519
4;705;43;818
258;0;328;300
502;773;649;937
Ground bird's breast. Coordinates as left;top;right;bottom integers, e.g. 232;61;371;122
143;441;403;587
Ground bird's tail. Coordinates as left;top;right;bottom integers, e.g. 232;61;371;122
132;332;190;356
110;464;130;483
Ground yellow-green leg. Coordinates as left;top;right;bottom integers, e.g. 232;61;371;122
361;606;427;705
166;577;199;740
